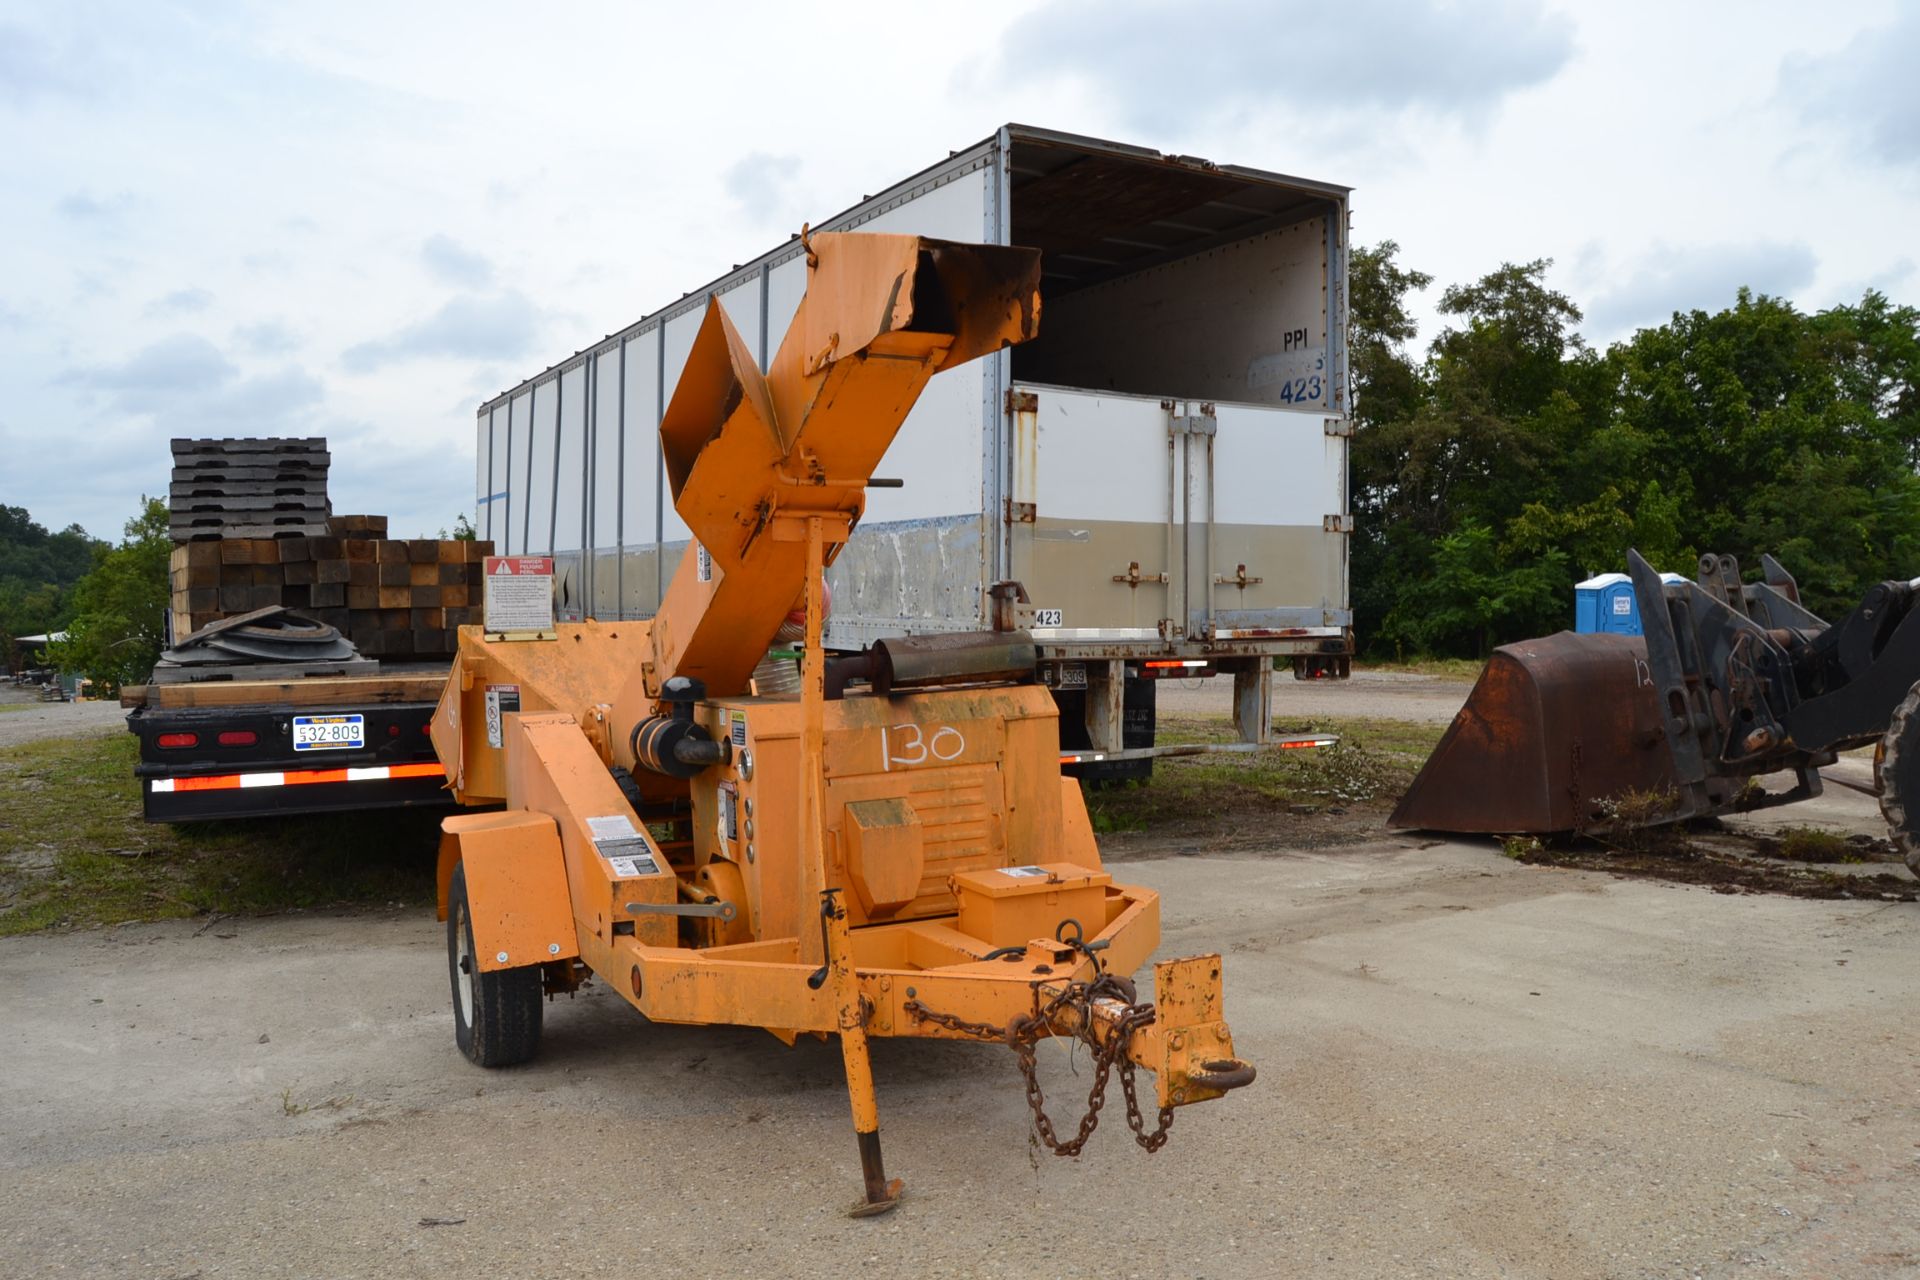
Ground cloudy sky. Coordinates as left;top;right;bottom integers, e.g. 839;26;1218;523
3;0;1915;544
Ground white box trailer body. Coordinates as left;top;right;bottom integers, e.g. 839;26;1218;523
475;125;1352;766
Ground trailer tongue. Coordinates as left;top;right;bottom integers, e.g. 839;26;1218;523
1394;548;1920;874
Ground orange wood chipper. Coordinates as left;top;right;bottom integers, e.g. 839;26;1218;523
427;229;1255;1214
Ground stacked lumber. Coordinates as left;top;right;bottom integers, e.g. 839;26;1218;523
328;514;388;537
169;438;331;541
169;537;495;658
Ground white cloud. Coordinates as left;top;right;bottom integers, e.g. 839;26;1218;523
420;234;494;288
1779;10;1920;167
340;291;541;373
724;152;802;223
56;190;136;223
987;0;1576;134
65;334;237;405
1583;243;1820;342
234;318;301;355
146;287;214;316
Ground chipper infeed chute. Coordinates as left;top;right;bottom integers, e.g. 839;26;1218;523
427;228;1255;1217
1393;548;1920;873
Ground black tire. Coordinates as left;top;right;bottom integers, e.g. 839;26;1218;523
446;862;544;1067
1877;682;1920;876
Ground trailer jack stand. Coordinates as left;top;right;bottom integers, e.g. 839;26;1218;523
851;1129;903;1217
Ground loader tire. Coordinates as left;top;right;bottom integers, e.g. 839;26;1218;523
447;862;544;1067
1875;682;1920;876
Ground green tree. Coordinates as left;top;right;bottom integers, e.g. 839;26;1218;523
47;498;172;695
1353;256;1595;649
0;505;103;663
1611;289;1920;619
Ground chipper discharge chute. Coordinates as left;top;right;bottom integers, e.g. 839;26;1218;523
1393;548;1920;873
426;229;1255;1215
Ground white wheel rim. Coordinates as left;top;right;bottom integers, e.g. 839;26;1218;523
454;901;475;1025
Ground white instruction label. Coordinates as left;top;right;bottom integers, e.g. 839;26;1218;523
608;854;660;879
587;815;640;843
1002;865;1049;879
484;684;520;749
589;814;659;877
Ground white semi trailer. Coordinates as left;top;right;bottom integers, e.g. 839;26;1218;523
475;124;1352;779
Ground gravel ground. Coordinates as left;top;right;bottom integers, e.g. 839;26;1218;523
6;825;1920;1278
1158;669;1474;726
0;689;126;746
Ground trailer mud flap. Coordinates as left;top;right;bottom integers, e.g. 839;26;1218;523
438;810;579;972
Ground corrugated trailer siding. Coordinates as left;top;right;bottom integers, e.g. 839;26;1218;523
475;126;1350;642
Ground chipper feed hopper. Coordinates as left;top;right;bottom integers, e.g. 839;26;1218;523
427;230;1255;1214
1394;547;1920;871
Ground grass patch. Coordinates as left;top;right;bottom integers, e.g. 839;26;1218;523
0;734;443;937
0;702;44;714
1772;826;1857;864
1084;715;1445;837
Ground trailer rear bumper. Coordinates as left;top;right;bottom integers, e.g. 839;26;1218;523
129;699;450;822
140;766;452;822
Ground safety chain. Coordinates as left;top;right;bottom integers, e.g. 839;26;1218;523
904;971;1175;1156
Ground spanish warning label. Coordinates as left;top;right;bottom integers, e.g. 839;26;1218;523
483;556;555;633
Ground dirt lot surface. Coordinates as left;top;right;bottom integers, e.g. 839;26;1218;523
0;688;126;745
8;826;1920;1278
9;672;1920;1278
1159;669;1475;726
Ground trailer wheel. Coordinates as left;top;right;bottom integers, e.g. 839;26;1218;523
446;862;543;1067
1876;682;1920;876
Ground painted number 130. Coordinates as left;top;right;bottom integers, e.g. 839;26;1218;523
881;722;966;769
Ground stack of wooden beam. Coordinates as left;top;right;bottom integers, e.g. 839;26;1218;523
168;536;495;658
168;438;331;541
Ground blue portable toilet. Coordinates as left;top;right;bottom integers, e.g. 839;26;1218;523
1574;571;1686;635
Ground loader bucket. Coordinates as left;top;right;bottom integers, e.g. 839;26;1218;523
1388;632;1676;834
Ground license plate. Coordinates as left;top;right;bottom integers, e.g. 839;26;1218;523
1054;663;1088;689
292;713;365;751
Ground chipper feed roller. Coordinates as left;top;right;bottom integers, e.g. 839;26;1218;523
426;229;1255;1214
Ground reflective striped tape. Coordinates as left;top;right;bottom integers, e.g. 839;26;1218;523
150;762;446;794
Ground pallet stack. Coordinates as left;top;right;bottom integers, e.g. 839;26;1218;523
168;438;332;541
168;535;495;659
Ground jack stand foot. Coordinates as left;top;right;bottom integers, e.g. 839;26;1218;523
848;1128;904;1218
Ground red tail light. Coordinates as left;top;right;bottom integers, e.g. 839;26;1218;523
156;732;198;749
217;730;257;746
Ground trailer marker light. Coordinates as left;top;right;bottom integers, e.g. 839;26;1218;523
156;732;199;749
1278;738;1338;750
216;731;257;747
1144;660;1210;669
149;761;445;794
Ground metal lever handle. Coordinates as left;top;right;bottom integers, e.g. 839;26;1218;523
806;889;841;990
624;900;737;921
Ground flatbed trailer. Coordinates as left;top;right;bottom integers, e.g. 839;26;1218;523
123;665;452;822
